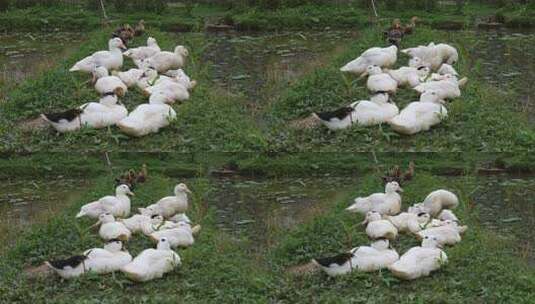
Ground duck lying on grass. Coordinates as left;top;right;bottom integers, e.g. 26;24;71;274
312;92;399;130
340;45;398;75
139;46;189;73
94;213;132;242
313;239;399;277
346;181;403;215
121;237;181;282
362;211;399;240
140;183;192;218
93;66;127;97
46;239;132;279
385;212;431;234
388;236;448;280
123;37;161;61
360;65;398;94
41;93;128;133
388;90;448;135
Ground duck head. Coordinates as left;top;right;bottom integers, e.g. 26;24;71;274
385;181;403;194
358;65;382;79
371;238;390;250
417;212;431;224
370;92;390;104
422;236;442;249
361;211;382;225
416;66;431;78
91;213;115;228
147;37;158;47
104;239;124;252
174;183;192;195
116;184;134;196
157;237;172;250
110;37;127;51
150;214;164;225
420;90;444;104
175;45;189;57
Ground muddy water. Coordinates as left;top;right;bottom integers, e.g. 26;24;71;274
201;30;356;110
0;177;88;248
471;174;535;265
209;176;357;248
469;28;535;121
0;32;82;97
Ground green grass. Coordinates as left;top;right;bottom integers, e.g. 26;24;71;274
0;29;265;152
1;159;533;303
264;26;535;152
1;3;534;32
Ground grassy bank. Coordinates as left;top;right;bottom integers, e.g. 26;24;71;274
1;159;533;302
1;152;535;180
1;3;534;33
265;26;535;152
0;29;265;152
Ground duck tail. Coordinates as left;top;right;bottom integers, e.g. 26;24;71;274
69;65;80;72
76;210;86;218
191;225;202;235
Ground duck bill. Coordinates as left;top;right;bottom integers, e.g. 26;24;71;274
127;190;135;196
397;187;404;193
89;220;101;230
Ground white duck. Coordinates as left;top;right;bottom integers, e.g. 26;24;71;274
437;63;458;76
140;217;183;237
410;189;459;217
340;45;398;75
312;92;399;130
437;209;459;223
361;65;398;93
113;68;144;88
95;213;132;241
163;69;197;91
76;184;133;219
41;94;128;133
142;45;189;73
93;66;128;97
385;212;431;234
149;221;196;248
117;92;177;137
388;235;448;280
169;213;192;224
69;38;126;73
121;237;181;282
389;90;448;135
313;239;399;276
144;79;190;104
120;214;163;234
417;220;466;246
363;211;398;240
386;66;430;88
402;43;458;70
414;74;466;100
123;37;161;60
46;240;132;279
135;67;159;90
144;183;192;218
346;181;403;215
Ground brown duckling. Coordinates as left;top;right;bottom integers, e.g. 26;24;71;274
135;20;145;37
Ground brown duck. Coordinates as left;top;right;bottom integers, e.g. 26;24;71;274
384;17;418;47
382;161;415;186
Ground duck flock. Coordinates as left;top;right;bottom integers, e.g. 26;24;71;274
41;34;195;137
313;42;468;135
46;183;200;282
313;181;467;280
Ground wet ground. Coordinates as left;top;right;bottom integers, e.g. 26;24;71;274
0;176;89;249
0;32;82;98
469;28;535;121
200;30;356;116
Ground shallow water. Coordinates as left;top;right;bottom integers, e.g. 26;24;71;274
469;28;535;121
0;32;82;97
201;30;356;105
0;176;88;248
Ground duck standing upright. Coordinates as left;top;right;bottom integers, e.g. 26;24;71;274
76;184;133;219
142;45;189;73
143;183;192;218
